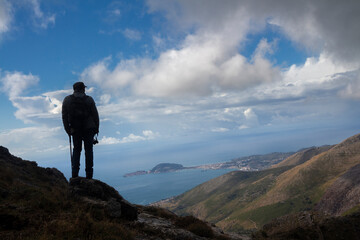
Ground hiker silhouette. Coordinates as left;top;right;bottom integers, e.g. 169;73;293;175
62;82;99;179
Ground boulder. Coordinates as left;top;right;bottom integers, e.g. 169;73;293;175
69;177;138;220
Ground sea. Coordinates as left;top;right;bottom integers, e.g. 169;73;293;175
97;168;234;205
36;144;237;206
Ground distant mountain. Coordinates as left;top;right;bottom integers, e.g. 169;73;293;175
150;163;184;173
156;134;360;234
0;146;243;240
124;163;185;177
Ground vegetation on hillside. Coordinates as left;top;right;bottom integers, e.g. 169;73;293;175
158;134;360;233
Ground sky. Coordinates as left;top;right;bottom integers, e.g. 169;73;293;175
1;0;360;175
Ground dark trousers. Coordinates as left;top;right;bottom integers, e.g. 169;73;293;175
71;129;95;178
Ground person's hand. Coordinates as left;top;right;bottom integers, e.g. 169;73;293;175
65;127;71;135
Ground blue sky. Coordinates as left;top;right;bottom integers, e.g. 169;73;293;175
1;0;360;174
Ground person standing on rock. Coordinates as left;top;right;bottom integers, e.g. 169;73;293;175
62;82;99;179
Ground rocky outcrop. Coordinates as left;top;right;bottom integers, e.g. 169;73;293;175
0;145;243;239
136;206;248;240
0;146;68;186
69;177;138;220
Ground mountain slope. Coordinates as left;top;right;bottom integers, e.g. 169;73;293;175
0;146;244;240
252;211;360;240
271;145;332;168
314;163;360;215
158;133;360;232
157;166;292;229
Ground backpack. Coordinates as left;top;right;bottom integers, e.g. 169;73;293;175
69;95;90;128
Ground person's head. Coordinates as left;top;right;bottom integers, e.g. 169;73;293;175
73;82;86;93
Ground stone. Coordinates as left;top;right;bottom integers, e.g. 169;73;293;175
69;177;138;220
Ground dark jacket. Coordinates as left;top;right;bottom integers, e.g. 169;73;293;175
62;91;99;134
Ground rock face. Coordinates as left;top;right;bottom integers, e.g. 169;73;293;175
69;177;138;220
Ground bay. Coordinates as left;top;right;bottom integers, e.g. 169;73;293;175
98;168;234;205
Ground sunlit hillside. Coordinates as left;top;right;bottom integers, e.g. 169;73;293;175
158;134;360;233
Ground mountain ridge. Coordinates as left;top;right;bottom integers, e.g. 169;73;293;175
157;133;360;233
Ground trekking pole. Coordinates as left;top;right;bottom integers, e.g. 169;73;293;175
69;134;73;161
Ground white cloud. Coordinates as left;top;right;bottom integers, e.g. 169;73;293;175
11;96;55;124
337;70;360;99
99;130;158;145
84;1;299;98
0;126;63;156
10;89;71;124
104;1;122;23
284;54;351;86
121;133;146;143
239;108;259;129
99;136;121;145
266;0;360;64
29;0;55;29
132;35;223;97
0;70;39;99
276;54;356;100
0;0;12;37
81;56;137;92
100;94;111;105
0;0;56;40
148;0;360;64
211;127;229;133
0;71;71;123
3;53;358;137
83;34;279;98
111;9;121;17
86;0;360;99
142;130;157;139
218;49;279;90
123;28;142;41
152;35;166;49
42;89;72;114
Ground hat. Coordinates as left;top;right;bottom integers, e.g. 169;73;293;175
73;82;87;91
